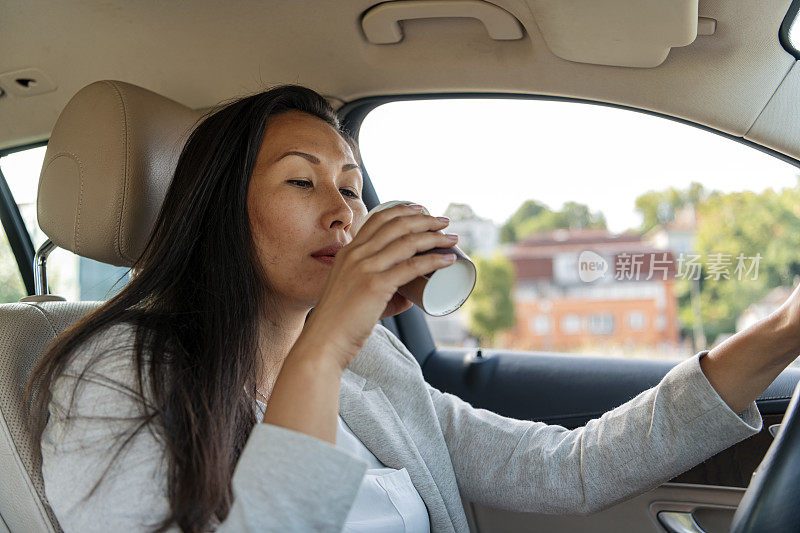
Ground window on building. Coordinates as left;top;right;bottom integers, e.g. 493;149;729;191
589;313;615;335
627;311;647;331
529;315;551;335
560;314;581;334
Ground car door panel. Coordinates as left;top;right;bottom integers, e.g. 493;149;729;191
422;348;799;429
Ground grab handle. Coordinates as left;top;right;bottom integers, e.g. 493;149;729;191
361;0;523;44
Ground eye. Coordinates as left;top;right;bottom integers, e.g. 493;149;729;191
287;179;360;200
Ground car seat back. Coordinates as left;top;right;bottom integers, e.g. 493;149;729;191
0;80;198;532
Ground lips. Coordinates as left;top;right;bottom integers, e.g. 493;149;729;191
311;242;346;257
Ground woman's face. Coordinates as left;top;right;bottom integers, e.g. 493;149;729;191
247;110;368;311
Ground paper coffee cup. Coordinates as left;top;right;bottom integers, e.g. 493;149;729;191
354;200;477;316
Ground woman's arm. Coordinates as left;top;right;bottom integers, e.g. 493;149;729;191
376;324;770;516
260;333;347;445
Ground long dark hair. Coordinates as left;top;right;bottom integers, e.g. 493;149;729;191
24;84;362;532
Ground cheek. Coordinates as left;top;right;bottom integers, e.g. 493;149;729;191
248;194;306;258
351;208;368;235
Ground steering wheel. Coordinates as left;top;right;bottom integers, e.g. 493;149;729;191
729;380;800;532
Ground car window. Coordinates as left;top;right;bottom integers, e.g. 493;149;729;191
0;223;26;303
358;98;800;362
0;146;130;300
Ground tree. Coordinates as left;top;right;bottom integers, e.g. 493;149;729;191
688;183;800;341
499;199;606;244
499;200;547;243
634;181;708;233
631;178;800;343
463;253;516;347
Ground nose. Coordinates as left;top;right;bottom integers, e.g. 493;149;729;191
321;184;354;231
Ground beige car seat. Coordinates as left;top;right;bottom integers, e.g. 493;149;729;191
0;80;199;532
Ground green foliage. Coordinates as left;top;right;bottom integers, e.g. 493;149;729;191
463;253;515;346
499;199;606;244
634;181;708;233
690;184;800;339
645;178;800;343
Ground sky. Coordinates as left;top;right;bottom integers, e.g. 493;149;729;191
3;98;800;238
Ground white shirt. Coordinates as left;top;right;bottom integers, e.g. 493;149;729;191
255;399;430;532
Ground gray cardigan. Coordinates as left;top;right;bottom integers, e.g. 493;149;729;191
41;323;762;532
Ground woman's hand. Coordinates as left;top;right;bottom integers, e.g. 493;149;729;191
301;203;458;371
774;277;800;350
379;291;414;320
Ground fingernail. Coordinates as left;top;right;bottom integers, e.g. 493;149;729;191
445;233;458;240
436;217;450;223
407;203;424;209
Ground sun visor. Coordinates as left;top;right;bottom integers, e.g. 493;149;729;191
526;0;705;67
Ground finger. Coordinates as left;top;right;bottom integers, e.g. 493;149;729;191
352;212;450;260
365;230;458;272
351;204;434;247
382;249;457;289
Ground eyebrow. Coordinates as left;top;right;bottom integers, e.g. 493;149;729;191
276;151;362;175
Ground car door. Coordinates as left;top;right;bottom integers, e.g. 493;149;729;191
346;95;800;533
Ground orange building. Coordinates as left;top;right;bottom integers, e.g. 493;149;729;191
501;228;681;353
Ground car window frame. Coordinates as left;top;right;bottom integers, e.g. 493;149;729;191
0;141;46;295
780;0;800;60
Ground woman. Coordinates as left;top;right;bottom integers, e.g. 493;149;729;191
25;84;800;533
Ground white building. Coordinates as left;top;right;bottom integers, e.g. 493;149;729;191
443;203;499;257
643;205;698;255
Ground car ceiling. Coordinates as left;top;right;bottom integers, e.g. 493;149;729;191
1;0;799;163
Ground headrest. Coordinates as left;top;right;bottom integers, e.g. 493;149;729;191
37;80;201;266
